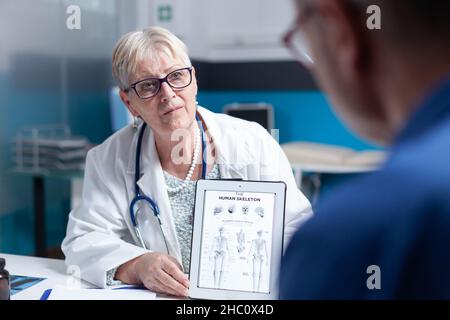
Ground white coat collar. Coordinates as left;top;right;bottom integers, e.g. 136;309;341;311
125;106;257;178
195;106;257;178
127;107;257;175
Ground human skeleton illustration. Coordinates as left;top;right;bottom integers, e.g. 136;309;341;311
214;206;223;215
209;226;229;288
236;229;246;254
255;207;264;218
247;230;268;292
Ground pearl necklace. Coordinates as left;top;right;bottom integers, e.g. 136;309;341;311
166;125;201;194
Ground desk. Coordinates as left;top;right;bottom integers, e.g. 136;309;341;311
1;254;174;300
11;170;84;257
281;142;386;204
3;253;90;300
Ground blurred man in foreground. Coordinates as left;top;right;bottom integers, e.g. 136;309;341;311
281;0;450;299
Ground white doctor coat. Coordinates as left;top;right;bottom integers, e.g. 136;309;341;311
62;107;312;288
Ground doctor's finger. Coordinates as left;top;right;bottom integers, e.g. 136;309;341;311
142;275;178;296
161;258;189;287
154;275;186;297
143;273;182;297
157;269;189;296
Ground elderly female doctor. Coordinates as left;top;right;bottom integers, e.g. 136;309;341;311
62;26;312;297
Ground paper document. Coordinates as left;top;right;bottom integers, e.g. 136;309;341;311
42;285;156;300
11;275;46;296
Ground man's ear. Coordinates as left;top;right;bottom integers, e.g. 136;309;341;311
119;89;138;117
314;0;368;72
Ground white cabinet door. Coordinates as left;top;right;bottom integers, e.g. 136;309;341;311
207;0;295;48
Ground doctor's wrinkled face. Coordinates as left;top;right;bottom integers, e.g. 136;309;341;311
125;51;198;135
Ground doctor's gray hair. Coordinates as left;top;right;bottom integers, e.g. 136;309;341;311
112;26;191;90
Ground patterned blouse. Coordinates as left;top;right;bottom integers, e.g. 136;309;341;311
164;164;220;273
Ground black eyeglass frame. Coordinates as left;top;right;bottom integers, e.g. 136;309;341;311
126;66;193;99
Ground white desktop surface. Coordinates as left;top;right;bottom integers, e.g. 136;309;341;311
1;253;176;300
2;253;90;300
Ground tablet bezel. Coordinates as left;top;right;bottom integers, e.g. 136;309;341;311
189;179;286;300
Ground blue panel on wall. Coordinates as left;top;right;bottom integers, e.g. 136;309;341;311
197;90;381;151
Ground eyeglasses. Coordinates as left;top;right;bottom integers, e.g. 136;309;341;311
127;67;193;99
283;7;315;66
283;27;314;66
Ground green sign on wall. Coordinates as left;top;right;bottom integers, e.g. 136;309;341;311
158;5;173;22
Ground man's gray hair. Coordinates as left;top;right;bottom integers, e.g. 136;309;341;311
112;26;191;90
297;0;450;45
347;0;450;44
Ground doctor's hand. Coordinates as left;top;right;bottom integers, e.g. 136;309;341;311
115;252;190;297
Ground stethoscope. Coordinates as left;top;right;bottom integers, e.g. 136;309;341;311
129;113;207;253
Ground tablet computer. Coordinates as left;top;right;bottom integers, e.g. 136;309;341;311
189;179;286;300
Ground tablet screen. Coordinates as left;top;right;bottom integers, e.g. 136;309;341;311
197;190;275;294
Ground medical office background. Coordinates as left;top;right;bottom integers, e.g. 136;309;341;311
0;0;379;257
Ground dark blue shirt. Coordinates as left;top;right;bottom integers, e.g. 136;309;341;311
280;74;450;299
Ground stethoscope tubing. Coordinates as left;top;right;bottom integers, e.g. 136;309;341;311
130;112;207;252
